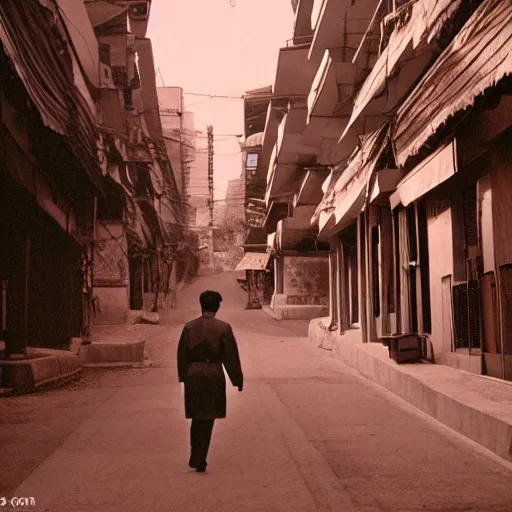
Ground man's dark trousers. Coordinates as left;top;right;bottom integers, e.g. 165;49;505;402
190;419;215;465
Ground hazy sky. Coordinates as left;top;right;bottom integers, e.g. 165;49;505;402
147;0;295;198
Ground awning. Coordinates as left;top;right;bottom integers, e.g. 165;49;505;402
390;139;457;209
235;252;271;272
310;162;349;227
394;0;512;167
339;0;462;143
369;168;404;203
332;125;391;231
314;123;391;236
0;0;105;195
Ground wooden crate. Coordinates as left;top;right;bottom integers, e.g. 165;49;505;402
381;334;422;364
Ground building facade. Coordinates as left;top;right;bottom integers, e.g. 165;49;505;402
0;0;185;359
87;0;183;323
255;0;512;383
0;0;103;353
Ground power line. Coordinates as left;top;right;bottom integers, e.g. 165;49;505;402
158;87;243;99
185;97;215;108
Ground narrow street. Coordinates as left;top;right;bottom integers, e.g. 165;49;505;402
2;272;512;512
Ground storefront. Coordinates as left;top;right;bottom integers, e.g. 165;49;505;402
235;252;272;309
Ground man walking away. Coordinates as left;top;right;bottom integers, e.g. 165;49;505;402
177;290;243;472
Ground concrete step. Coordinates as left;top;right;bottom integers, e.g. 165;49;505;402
78;340;146;365
263;304;329;321
0;348;81;394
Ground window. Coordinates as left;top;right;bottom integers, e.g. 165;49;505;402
246;153;259;170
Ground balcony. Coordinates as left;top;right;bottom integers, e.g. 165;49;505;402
276;205;318;250
264;103;321;205
257;101;284;185
293;167;330;207
292;0;314;45
301;48;359;165
298;0;384;166
273;46;318;98
309;0;378;65
264;143;304;208
276;106;320;163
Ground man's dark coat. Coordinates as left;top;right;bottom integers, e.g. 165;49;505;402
177;313;243;419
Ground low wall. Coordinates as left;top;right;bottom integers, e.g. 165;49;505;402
283;255;329;305
93;285;129;325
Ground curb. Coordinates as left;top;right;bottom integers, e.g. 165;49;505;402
309;318;512;462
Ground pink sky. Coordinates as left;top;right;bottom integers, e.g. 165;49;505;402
147;0;294;198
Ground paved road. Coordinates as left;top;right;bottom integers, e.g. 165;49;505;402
1;272;512;511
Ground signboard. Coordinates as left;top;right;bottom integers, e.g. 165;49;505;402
235;252;271;271
245;208;266;228
245;197;266;228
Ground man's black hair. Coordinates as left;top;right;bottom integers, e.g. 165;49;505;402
200;290;223;313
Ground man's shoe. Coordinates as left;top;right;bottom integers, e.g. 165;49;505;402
196;461;207;473
189;454;199;469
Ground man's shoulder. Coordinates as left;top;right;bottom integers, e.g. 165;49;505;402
212;318;232;331
184;316;232;332
184;317;201;329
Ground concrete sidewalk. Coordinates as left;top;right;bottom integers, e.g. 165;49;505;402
4;270;512;511
309;317;512;463
8;349;361;512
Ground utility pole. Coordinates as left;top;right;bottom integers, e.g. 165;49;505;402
207;125;215;270
179;88;188;226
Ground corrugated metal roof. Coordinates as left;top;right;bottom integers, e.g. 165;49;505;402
394;0;512;167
